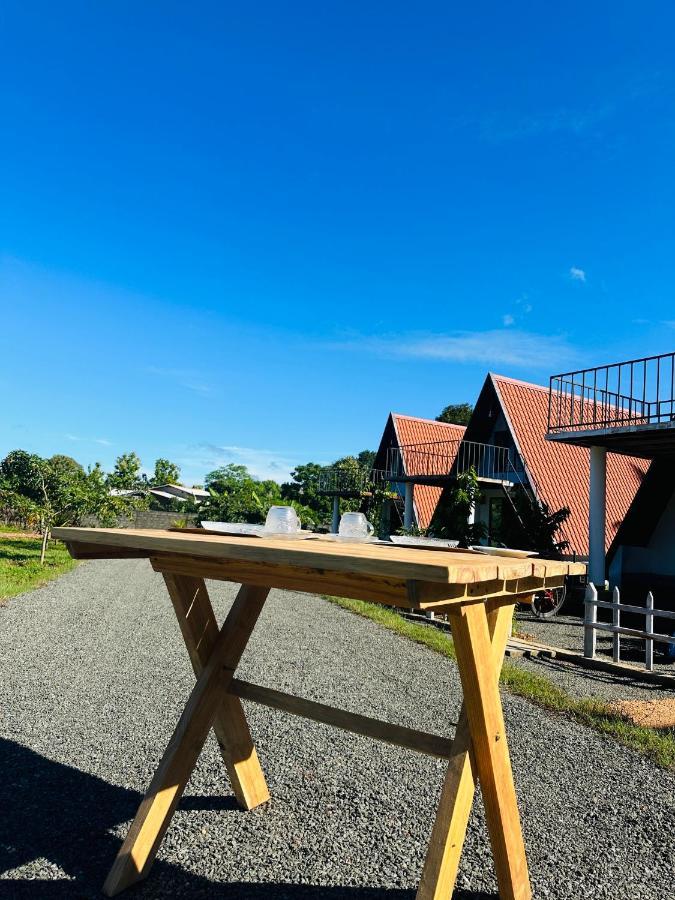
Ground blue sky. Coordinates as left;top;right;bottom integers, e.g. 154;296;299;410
2;2;675;484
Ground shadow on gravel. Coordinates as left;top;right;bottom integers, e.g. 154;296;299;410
522;652;670;690
0;738;497;899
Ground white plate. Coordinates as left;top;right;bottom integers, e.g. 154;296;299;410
201;521;265;536
390;536;459;550
469;545;538;559
319;533;378;543
200;522;316;540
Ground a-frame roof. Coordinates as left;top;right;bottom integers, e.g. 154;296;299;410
373;413;465;529
465;373;648;556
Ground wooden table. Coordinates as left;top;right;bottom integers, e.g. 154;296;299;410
55;526;585;899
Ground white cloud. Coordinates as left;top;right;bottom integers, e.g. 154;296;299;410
569;266;587;283
333;328;580;370
502;314;515;327
177;443;298;484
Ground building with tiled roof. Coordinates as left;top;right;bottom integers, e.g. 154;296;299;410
463;374;649;558
546;349;675;593
372;413;466;530
373;375;647;557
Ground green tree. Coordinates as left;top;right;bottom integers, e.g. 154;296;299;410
151;458;181;486
81;462;147;527
280;462;331;520
107;452;143;490
0;450;143;562
0;450;49;503
436;403;474;426
0;450;48;535
200;464;284;524
0;450;147;560
48;454;85;479
280;451;378;528
357;449;376;470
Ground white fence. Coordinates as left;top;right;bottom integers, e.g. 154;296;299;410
584;583;675;671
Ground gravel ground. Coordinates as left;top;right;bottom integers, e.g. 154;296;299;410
1;560;675;899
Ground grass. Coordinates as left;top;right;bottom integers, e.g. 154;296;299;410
326;595;675;771
0;533;79;603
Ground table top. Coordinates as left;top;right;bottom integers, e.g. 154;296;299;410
54;527;586;587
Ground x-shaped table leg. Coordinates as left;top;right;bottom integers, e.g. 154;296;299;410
162;573;270;810
417;598;531;900
102;580;269;897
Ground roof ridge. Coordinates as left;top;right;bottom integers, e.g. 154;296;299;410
391;412;466;430
489;372;549;393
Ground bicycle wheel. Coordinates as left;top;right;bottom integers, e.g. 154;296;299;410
531;584;567;618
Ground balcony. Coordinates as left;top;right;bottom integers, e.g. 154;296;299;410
385;440;528;487
317;467;389;497
547;351;675;456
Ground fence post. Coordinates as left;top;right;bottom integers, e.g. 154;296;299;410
645;591;654;672
584;582;597;659
612;585;621;663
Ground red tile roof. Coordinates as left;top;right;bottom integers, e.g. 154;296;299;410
492;374;648;556
391;414;466;529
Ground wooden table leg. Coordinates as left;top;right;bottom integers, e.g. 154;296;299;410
102;583;269;897
447;600;531;900
163;573;270;810
416;599;513;900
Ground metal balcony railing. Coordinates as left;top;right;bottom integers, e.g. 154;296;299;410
317;467;388;496
548;351;675;434
385;439;528;486
385;440;461;480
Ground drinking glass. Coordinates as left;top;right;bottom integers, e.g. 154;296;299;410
338;511;374;540
264;505;301;534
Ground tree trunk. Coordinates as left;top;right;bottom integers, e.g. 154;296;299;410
40;523;49;565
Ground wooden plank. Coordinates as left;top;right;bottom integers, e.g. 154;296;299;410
448;601;531;900
65;541;150;559
416;600;513;900
153;554;566;610
229;678;455;759
102;583;269;897
162;573;270;810
154;554;431;608
54;527;585;585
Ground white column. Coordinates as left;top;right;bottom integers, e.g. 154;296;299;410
403;482;414;529
331;496;340;534
589;445;607;588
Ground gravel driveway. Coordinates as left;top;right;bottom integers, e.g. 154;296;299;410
1;559;674;899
